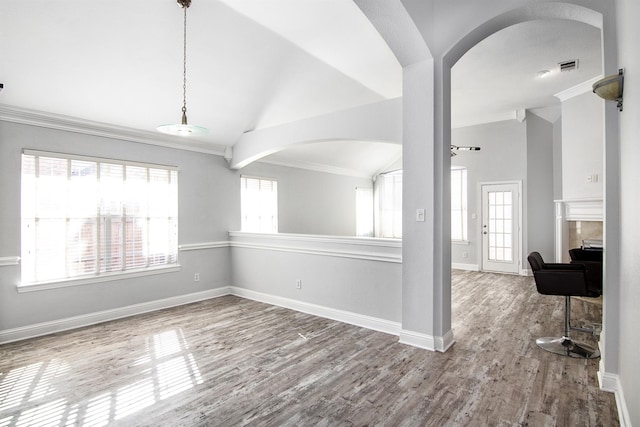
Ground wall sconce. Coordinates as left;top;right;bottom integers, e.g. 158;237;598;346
592;68;624;111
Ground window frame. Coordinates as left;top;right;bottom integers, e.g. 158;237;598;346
240;175;278;234
451;166;469;243
375;170;403;239
19;149;180;291
355;187;374;237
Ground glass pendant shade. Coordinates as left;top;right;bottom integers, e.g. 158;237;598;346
592;68;624;111
157;123;209;136
157;0;208;136
157;109;208;136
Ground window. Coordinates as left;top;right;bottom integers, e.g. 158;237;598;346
355;187;374;237
374;168;468;241
376;170;402;238
240;176;278;233
451;167;468;241
21;150;178;285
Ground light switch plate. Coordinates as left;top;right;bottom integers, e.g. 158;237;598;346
416;209;425;222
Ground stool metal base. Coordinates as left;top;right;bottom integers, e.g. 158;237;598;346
536;336;600;359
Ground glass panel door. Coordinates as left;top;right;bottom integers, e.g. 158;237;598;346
482;183;520;273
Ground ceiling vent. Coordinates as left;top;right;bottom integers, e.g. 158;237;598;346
559;59;579;72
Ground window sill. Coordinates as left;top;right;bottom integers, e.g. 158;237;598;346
17;265;182;293
452;240;470;245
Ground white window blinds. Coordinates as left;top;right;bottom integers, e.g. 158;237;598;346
374;168;467;241
376;171;402;238
240;176;278;233
451;167;468;241
21;150;179;284
355;187;374;237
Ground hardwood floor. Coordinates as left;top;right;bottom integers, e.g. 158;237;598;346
0;271;618;426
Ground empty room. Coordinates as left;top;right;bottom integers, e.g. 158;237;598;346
1;0;638;425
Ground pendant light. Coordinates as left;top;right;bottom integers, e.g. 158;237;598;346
157;0;208;136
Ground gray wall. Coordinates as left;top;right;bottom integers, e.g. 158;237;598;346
450;119;528;268
617;0;640;423
561;92;604;200
451;116;557;268
241;162;373;236
526;112;555;261
552;118;563;200
0;121;238;331
231;240;402;323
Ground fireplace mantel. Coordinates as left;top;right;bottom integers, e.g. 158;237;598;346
555;199;603;262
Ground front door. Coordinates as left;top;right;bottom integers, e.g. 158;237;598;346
481;183;520;274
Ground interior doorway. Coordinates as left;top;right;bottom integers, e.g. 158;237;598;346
481;182;522;274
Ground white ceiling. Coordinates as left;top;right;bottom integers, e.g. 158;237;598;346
0;2;602;177
452;19;602;128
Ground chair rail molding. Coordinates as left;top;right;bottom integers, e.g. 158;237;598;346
229;231;402;263
0;256;21;267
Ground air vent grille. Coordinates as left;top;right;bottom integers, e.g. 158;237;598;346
559;59;579;72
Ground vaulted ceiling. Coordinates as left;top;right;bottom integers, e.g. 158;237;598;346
0;1;602;177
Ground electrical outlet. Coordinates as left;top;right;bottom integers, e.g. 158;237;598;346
296;279;302;289
194;273;200;282
462;252;469;259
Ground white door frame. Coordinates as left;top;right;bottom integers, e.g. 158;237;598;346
478;181;523;274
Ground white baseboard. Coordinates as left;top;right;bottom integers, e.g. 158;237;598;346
598;362;618;392
1;285;453;355
451;263;479;271
398;328;455;352
230;286;401;337
598;362;631;427
0;287;231;344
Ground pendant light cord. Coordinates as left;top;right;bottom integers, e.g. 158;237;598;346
157;0;208;135
182;4;188;117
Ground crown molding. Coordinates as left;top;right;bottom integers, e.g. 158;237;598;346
554;76;602;102
0;104;227;157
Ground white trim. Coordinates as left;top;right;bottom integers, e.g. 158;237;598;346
555;198;604;221
438;330;456;352
230;241;401;263
451;262;479;271
615;378;632;427
229;231;402;263
0;288;231;344
230;286;401;336
554;76;602;102
0;104;226;157
23;148;178;171
554;199;603;262
179;241;230;251
479;180;523;274
598;365;618;393
597;363;631;427
229;231;401;247
0;256;20;267
17;265;182;293
398;329;455;352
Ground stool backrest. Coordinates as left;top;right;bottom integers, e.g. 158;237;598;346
527;252;544;272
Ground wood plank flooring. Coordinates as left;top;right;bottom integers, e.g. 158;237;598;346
0;271;618;426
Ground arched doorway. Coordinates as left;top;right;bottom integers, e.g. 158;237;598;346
357;2;619;368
